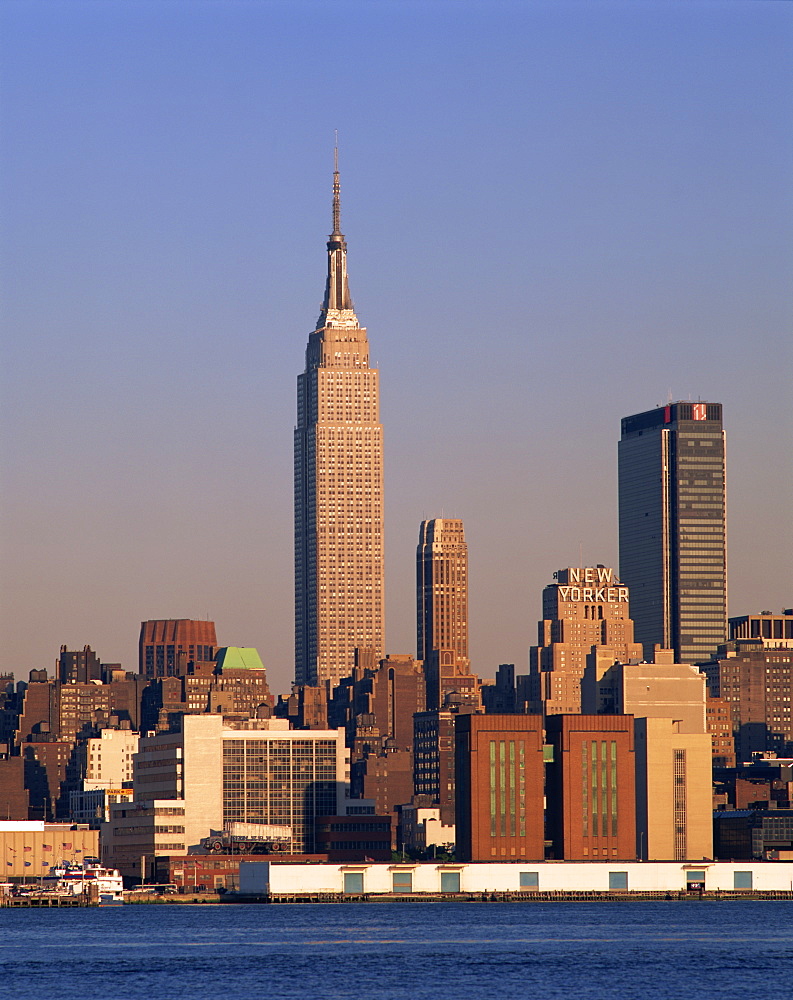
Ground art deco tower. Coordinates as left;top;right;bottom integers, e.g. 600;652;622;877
416;518;469;670
294;155;384;687
619;401;727;664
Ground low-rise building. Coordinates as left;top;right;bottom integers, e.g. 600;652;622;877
713;809;793;860
398;801;455;853
0;820;98;879
314;814;392;861
237;859;793;896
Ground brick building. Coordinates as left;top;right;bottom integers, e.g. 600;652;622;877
545;714;636;861
455;714;545;862
331;653;425;843
140;648;272;732
139;619;217;679
701;638;793;761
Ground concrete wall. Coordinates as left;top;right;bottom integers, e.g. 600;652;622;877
239;860;793;895
182;715;224;847
634;719;713;861
619;662;707;734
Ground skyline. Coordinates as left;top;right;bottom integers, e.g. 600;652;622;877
2;1;791;694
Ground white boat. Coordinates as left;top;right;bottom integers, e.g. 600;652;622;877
42;858;125;903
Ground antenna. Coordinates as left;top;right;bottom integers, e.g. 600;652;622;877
332;131;341;236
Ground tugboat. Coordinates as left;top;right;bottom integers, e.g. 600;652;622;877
43;858;125;905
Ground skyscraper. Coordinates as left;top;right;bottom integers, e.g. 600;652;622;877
416;518;469;670
294;155;384;687
618;401;727;664
527;565;643;716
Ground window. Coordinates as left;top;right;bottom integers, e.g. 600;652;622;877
734;871;753;890
440;871;460;893
343;872;364;894
392;871;413;894
519;871;539;889
608;871;628;891
686;870;706;891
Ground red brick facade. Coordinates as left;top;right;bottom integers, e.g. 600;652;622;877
455;714;545;862
546;714;636;861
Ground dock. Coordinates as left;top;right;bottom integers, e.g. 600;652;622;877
1;893;95;907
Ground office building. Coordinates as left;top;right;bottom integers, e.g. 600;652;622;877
139;619;217;679
424;648;481;713
527;565;643;716
481;664;518;714
275;684;329;729
413;710;459;827
618;401;727;663
729;610;793;647
706;695;735;768
140;647;272;732
57;645;102;684
294;153;384;687
701;638;793;761
583;647;708;734
77;728;138;788
455;714;545;862
331;653;425;842
713;810;793;861
105;715;349;877
21;737;73;820
0;756;28;820
417;518;469;669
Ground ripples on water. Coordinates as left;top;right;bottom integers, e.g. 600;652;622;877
3;901;790;999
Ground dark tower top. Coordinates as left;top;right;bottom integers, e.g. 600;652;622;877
318;147;354;323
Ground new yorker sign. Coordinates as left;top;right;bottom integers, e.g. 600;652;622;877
552;566;628;604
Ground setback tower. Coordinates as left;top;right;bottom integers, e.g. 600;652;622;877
294;153;384;687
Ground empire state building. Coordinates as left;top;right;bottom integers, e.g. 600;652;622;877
294;156;384;687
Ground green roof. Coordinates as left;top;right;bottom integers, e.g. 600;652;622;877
215;647;265;672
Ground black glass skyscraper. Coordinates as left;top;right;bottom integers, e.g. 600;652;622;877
618;402;726;664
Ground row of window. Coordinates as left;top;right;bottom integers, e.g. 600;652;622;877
342;870;755;894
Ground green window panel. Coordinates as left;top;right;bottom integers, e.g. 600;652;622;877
734;871;753;890
440;871;460;893
392;872;413;893
343;872;364;894
608;871;628;891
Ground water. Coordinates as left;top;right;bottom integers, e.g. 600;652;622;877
2;900;790;999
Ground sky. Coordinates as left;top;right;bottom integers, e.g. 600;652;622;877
2;0;791;696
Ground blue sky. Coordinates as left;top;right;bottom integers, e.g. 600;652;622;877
2;0;791;693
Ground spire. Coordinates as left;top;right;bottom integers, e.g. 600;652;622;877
318;141;355;324
332;144;342;240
